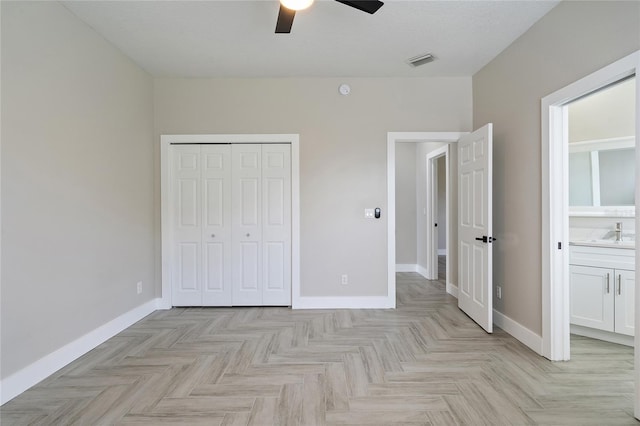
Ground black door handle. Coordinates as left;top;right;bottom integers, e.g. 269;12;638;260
475;236;496;243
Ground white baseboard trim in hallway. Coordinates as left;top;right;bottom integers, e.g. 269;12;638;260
493;309;543;355
443;286;542;355
395;264;417;272
416;265;429;279
446;282;458;298
0;298;162;405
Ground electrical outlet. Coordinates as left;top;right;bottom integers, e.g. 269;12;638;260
341;274;348;285
364;209;374;219
496;285;502;300
137;281;143;294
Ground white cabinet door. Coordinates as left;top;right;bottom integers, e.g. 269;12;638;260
262;144;292;306
171;146;203;306
570;265;614;332
615;269;635;336
201;145;232;306
232;144;263;306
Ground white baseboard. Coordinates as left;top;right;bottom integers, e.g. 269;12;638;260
395;264;430;280
292;296;394;309
0;298;161;405
493;309;543;355
396;264;417;272
438;249;446;256
446;282;458;298
416;265;429;279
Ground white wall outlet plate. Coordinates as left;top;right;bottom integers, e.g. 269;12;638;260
365;208;374;219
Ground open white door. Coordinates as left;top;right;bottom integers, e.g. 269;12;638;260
458;124;494;333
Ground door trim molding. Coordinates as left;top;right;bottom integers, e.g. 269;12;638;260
387;132;464;304
160;134;300;309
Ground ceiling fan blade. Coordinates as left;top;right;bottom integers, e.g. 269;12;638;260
275;5;296;33
334;0;384;14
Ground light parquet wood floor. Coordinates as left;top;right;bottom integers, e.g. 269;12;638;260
2;271;637;425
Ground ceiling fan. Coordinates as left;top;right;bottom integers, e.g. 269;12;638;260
276;0;384;34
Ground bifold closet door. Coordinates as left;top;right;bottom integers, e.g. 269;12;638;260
171;143;291;307
201;145;233;306
232;144;291;306
171;145;232;306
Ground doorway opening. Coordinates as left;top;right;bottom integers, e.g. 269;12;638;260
542;49;640;420
542;51;639;363
387;132;463;304
566;77;636;348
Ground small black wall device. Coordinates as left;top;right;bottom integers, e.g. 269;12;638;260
374;208;381;219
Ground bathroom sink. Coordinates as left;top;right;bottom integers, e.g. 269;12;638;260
570;239;635;249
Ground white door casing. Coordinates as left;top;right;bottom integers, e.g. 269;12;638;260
458;124;493;333
164;137;295;308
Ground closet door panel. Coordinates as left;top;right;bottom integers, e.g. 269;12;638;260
262;144;292;305
232;144;263;305
202;145;232;306
171;146;203;306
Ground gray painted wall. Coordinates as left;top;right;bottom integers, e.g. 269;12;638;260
395;143;417;265
154;77;472;297
473;1;640;334
1;1;155;378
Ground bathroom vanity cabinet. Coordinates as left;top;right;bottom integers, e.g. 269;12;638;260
569;243;635;343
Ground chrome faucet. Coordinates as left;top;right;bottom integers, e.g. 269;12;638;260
615;222;623;242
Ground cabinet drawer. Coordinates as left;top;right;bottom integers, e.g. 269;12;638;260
569;245;635;270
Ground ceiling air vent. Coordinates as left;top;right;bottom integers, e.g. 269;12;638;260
407;53;435;67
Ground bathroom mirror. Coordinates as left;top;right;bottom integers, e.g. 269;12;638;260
569;137;635;216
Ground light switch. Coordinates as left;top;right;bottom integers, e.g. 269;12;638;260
365;208;374;219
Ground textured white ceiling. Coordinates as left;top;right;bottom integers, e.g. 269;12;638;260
62;0;559;78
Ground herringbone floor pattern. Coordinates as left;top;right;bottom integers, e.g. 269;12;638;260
1;271;637;425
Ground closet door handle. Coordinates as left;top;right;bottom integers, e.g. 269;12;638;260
606;273;610;293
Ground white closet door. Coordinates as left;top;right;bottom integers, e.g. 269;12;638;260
201;145;232;306
171;146;203;306
232;144;263;305
262;144;292;305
